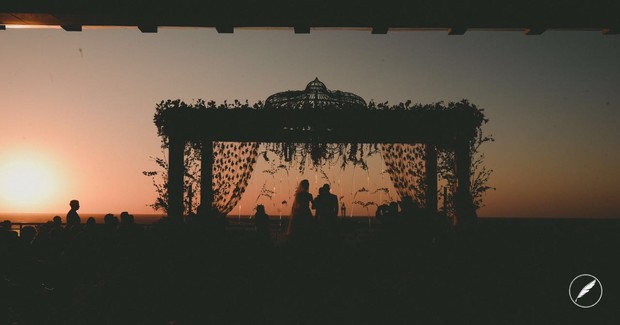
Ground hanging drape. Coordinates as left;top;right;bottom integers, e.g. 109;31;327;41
212;141;259;215
380;143;426;206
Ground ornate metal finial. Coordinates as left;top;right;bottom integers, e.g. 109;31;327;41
265;78;367;110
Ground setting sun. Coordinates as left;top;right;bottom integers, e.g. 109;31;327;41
0;157;57;210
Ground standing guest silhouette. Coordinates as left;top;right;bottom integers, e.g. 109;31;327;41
66;199;81;227
254;204;271;244
286;179;314;239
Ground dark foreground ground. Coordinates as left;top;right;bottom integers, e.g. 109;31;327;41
1;218;619;324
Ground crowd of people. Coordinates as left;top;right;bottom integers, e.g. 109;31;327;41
0;190;452;323
2;191;608;324
0;189;620;325
0;200;155;324
375;195;451;241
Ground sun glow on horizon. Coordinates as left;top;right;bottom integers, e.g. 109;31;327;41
0;156;58;211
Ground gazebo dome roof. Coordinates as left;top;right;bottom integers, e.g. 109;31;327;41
304;78;328;92
264;78;367;110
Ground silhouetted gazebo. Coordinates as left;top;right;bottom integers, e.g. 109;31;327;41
158;79;483;224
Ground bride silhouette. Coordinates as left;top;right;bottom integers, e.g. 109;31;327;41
286;179;314;240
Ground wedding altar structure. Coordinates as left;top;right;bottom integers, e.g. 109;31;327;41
155;79;486;224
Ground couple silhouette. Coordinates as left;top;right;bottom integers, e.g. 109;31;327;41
286;179;338;241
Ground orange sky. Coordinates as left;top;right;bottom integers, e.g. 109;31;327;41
1;28;619;218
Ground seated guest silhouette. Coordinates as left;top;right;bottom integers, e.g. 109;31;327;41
52;215;62;227
0;220;18;243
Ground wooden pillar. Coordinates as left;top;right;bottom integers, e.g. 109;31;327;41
425;144;438;214
168;136;185;220
454;136;476;224
200;140;214;215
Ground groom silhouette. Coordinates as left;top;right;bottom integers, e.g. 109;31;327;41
313;184;338;227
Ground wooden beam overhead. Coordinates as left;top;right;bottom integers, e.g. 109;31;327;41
448;27;466;35
371;26;388;34
525;27;546;35
2;0;616;31
215;26;233;33
294;26;310;34
61;25;82;32
138;25;158;33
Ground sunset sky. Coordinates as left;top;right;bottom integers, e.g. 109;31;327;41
1;27;619;218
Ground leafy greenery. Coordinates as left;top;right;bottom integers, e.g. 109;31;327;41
142;143;200;215
438;120;495;217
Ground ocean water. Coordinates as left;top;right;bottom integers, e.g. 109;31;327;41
0;212;166;224
1;213;285;225
4;212;617;226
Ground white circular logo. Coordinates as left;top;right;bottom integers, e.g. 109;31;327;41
568;274;603;308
